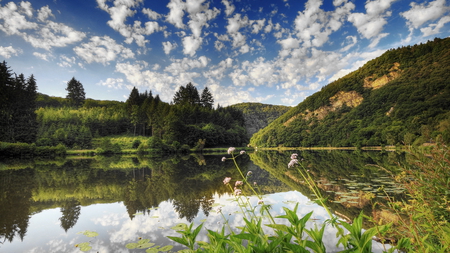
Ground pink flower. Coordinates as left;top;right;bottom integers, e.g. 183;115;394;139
246;171;252;176
234;188;242;195
253;182;257;186
288;159;298;168
227;147;236;154
258;200;264;205
291;153;298;160
235;181;243;187
221;157;226;162
240;150;246;155
223;177;231;185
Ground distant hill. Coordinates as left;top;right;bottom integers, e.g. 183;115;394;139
250;37;450;147
231;103;291;138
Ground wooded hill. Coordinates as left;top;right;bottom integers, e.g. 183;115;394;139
231;103;291;138
250;37;450;148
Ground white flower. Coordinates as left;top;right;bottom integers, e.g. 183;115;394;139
288;159;298;168
221;157;226;162
240;150;246;155
227;147;236;154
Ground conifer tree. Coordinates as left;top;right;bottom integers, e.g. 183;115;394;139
173;82;200;106
200;86;214;109
66;77;85;107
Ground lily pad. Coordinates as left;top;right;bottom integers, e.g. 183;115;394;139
146;248;160;253
159;245;174;252
171;223;188;230
126;243;139;249
77;230;99;237
137;242;155;249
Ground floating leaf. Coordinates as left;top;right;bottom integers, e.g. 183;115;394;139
159;245;174;252
77;242;92;252
126;243;139;249
138;239;150;244
146;247;160;253
151;216;159;218
77;230;99;237
171;223;187;230
137;242;155;249
200;219;207;222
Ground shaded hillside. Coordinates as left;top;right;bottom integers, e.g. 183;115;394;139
250;37;450;147
231;103;291;138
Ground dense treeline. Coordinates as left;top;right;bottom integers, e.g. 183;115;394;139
0;61;37;144
0;61;247;154
251;37;450;147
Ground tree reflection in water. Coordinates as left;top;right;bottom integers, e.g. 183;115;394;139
0;150;405;251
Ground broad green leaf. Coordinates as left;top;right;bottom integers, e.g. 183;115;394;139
159;245;174;251
137;242;156;249
126;243;138;249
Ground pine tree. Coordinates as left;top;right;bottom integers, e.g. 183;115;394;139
66;77;85;107
173;82;200;106
200;86;214;109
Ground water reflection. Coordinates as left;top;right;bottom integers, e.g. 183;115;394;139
0;150;405;252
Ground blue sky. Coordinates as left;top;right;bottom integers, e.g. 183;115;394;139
1;0;449;106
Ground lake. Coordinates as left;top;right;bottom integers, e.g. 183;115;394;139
0;149;406;252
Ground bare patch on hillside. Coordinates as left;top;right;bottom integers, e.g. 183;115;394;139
364;62;402;90
284;91;363;126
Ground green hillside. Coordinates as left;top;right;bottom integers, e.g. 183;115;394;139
250;37;450;148
231;103;291;138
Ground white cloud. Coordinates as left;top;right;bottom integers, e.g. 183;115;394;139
25;21;86;50
97;77;126;89
33;51;51;61
294;0;355;47
166;0;185;29
162;41;177;54
97;0;161;47
164;56;210;75
0;2;38;35
142;8;161;20
348;0;396;40
37;6;53;22
222;0;235;17
182;35;202;56
74;35;135;64
0;46;21;58
420;16;450;36
401;0;448;29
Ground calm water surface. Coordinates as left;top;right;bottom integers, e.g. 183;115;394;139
0;150;406;252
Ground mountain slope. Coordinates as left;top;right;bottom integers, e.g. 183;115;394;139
231;103;291;138
250;37;450;147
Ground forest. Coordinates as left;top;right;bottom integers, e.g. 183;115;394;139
0;63;247;156
250;37;450;148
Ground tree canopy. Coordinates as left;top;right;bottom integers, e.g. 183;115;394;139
66;77;85;107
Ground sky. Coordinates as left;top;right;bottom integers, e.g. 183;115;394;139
1;0;449;107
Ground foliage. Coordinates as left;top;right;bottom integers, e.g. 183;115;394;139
250;37;450;148
0;141;66;157
377;142;450;252
0;61;38;143
66;77;86;108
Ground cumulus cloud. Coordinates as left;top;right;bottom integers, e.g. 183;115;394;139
74;35;135;64
166;0;185;29
0;2;38;35
294;0;355;48
97;0;162;47
162;41;177;54
401;0;450;38
222;0;235;17
33;51;51;61
348;0;396;42
0;2;85;50
0;46;21;58
401;0;448;28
